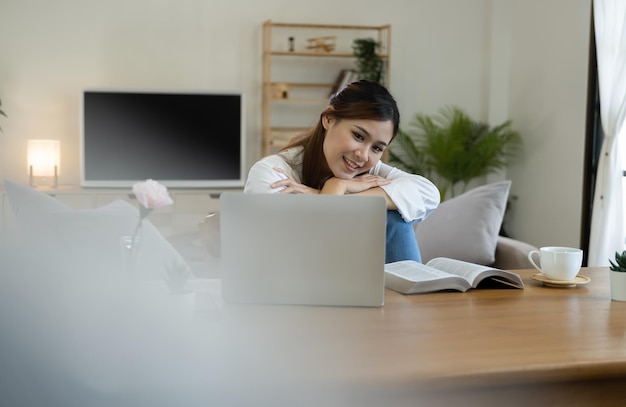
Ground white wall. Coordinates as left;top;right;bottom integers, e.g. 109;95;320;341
0;0;592;248
506;0;591;248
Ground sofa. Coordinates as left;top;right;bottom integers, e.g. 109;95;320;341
491;235;539;270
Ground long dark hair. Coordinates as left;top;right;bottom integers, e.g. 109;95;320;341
281;80;400;189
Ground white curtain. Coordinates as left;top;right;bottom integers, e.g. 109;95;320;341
588;0;626;266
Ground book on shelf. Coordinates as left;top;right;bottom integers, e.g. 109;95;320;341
384;257;524;294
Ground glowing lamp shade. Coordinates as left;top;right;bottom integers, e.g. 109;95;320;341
27;139;60;187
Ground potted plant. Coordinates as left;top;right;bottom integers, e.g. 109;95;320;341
388;105;522;201
609;251;626;301
352;38;384;83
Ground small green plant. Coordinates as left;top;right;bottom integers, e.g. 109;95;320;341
609;250;626;272
388;105;522;200
162;259;192;294
352;38;383;83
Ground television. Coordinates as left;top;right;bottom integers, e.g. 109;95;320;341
80;90;245;188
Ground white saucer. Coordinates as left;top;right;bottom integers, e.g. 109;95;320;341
531;273;591;288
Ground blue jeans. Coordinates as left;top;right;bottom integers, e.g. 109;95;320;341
386;210;422;264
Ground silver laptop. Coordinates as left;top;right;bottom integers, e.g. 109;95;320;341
220;192;386;307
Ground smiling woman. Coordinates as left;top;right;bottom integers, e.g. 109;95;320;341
244;80;440;263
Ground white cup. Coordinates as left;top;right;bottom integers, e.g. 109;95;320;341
528;246;583;281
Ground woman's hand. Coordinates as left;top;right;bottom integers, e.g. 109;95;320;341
271;167;320;194
322;175;391;195
271;167;391;195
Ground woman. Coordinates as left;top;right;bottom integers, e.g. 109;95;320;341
245;80;440;263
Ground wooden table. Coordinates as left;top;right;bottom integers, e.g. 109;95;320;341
194;267;626;406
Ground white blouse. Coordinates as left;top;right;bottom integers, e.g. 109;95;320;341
244;147;440;223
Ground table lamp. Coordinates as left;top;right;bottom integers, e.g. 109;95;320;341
27;139;60;188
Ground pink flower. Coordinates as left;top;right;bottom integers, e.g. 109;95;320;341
133;179;173;211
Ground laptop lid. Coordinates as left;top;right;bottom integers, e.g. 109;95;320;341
220;193;386;307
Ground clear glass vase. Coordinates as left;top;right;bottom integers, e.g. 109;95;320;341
120;233;142;278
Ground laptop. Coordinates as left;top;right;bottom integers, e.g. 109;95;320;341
220;192;387;307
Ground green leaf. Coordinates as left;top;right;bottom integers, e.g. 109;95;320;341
610;251;626;271
615;251;626;269
390;105;522;200
388;128;429;176
352;38;383;83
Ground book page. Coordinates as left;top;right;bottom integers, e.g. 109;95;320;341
385;260;456;281
384;261;471;293
426;258;494;281
426;257;523;289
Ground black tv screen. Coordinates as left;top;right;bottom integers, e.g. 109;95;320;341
81;90;245;188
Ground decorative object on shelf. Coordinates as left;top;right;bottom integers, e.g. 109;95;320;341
27;139;60;188
288;36;295;52
306;36;336;53
0;97;6;132
609;250;626;301
122;179;174;277
273;83;290;99
388;105;522;201
352;38;383;83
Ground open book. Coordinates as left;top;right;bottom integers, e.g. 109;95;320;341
384;257;524;294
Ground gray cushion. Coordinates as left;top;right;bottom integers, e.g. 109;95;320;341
414;180;511;265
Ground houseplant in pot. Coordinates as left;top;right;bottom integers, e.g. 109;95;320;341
352;38;384;83
608;250;626;301
388;105;522;201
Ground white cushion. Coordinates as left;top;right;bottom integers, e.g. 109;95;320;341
4;180;187;279
414;180;511;265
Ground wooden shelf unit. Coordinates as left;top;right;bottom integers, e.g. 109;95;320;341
261;20;391;156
